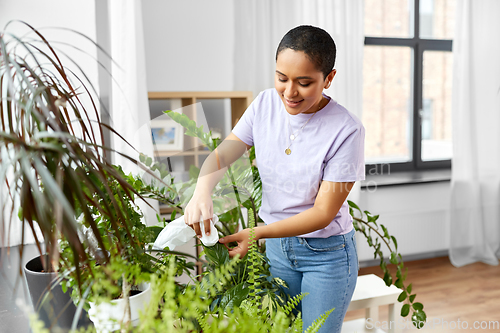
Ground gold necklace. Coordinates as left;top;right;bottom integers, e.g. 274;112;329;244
285;98;324;155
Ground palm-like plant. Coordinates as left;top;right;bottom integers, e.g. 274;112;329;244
0;21;155;286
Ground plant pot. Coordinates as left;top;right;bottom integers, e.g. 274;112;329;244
24;255;91;331
88;282;151;333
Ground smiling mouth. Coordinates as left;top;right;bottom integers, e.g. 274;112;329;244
285;98;304;107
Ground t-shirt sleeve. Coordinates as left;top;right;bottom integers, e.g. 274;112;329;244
322;123;365;182
231;92;260;147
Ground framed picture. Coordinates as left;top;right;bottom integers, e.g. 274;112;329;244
151;119;184;151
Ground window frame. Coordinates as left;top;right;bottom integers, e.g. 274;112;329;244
364;0;453;174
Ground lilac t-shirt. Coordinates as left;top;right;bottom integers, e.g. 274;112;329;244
232;88;365;238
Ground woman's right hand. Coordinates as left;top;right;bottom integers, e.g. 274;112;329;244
183;191;214;238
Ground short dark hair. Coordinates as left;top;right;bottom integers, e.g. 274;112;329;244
276;25;336;79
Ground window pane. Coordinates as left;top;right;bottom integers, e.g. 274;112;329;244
365;0;413;38
363;46;413;164
421;51;453;161
420;0;456;39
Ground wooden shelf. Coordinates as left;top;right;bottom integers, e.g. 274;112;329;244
159;206;181;215
148;91;253;100
154;150;211;157
148;91;252;128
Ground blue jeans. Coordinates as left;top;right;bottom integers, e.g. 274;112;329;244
265;228;358;333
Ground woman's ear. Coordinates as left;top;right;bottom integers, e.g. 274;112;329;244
325;69;337;89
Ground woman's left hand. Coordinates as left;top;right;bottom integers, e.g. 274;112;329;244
219;229;252;258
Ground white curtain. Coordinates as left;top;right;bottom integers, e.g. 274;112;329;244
108;0;158;226
233;0;365;204
449;0;500;267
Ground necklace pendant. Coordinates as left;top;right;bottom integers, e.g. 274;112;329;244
290;134;295;141
285;148;291;155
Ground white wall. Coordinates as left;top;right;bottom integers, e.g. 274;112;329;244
0;0;98;95
0;0;98;247
356;181;451;262
141;0;234;92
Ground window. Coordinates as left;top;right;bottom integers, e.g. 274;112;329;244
363;0;455;173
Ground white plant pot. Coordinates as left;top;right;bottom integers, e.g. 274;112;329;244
88;283;151;333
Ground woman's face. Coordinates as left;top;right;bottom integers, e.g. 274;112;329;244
275;48;336;115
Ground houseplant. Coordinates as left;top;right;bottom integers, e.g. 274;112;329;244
0;22;178;331
57;166;167;331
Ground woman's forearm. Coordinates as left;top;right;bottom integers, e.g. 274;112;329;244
193;134;249;195
254;181;353;240
194;151;229;195
254;206;332;239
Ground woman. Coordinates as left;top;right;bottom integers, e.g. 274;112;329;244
184;25;365;333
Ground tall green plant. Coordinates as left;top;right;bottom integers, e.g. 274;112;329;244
0;22;164;287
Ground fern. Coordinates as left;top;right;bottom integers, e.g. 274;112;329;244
304;308;335;333
271;311;290;333
196;308;209;332
239;299;259;318
201;256;240;298
247;208;261;300
290;312;303;332
282;292;308;316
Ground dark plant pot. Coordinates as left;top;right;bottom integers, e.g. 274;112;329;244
24;255;91;331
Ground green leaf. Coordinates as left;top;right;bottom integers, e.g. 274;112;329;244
189;164;200;180
145;156;152;167
219;283;250;310
397;291;407;302
383;272;392;286
394;278;404;289
412;310;427;328
347;200;362;214
396;265;402;280
407;283;412;294
144;226;164;243
139;154;146;163
304;308;335;333
381;224;390;238
391;235;398;250
390;252;398;265
401;304;410;317
203;243;230;267
412;302;424;311
409;294;416;303
160;170;169;180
